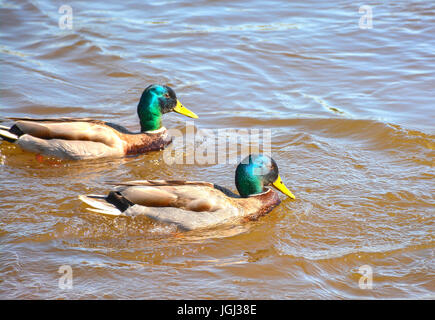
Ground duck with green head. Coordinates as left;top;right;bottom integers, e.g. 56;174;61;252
137;84;197;132
79;154;295;230
0;84;198;160
235;154;295;199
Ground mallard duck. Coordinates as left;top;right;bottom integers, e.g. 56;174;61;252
79;154;295;230
0;84;198;160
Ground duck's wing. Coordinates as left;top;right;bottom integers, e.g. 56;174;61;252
7;117;123;147
80;180;251;230
7;117;106;126
113;180;228;212
111;180;240;197
110;179;215;188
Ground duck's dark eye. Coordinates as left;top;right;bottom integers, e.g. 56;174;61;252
164;93;170;98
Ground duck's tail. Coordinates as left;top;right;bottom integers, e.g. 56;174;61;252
0;125;18;143
78;194;124;216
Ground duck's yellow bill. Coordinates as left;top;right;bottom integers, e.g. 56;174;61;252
173;100;198;119
272;175;296;199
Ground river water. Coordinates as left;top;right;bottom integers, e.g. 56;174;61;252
0;0;434;299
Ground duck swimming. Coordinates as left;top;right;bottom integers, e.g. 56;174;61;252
79;154;295;230
0;84;198;160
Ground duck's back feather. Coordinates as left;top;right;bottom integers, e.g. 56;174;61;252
3;117;171;159
79;180;281;230
11;118;123;147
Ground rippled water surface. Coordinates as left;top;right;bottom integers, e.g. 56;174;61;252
0;0;434;299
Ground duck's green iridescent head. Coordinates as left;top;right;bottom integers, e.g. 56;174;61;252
235;154;295;199
137;84;198;132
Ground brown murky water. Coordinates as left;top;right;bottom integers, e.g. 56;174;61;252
0;0;434;299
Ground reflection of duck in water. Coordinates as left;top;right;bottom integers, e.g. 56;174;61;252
0;84;198;160
79;154;295;231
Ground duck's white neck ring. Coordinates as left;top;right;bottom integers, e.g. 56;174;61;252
145;126;166;134
247;188;273;197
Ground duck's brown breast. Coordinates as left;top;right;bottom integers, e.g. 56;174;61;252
120;128;173;155
234;188;282;222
